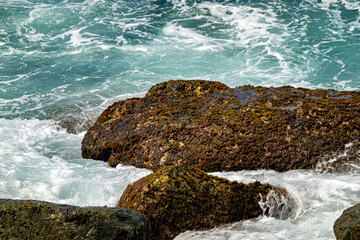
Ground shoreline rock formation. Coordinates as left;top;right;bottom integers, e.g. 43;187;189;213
117;165;292;240
2;80;358;240
82;80;360;172
0;199;147;240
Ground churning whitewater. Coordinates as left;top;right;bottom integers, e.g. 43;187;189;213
1;0;359;239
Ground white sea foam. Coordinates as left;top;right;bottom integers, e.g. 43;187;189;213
0;74;27;86
156;2;314;88
311;0;360;11
0;118;152;207
305;0;360;32
162;24;222;51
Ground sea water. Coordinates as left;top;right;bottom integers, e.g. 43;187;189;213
0;0;359;239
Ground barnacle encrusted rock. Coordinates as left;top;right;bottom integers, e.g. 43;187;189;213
117;165;287;240
82;79;360;172
334;203;360;240
0;199;147;240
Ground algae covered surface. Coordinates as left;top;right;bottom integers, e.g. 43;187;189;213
117;165;285;240
334;203;360;240
82;80;360;172
0;199;146;240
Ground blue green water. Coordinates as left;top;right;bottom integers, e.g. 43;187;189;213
0;0;359;239
1;0;360;120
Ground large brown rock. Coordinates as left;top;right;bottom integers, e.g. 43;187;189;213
334;203;360;240
0;199;147;240
82;80;360;172
117;165;290;240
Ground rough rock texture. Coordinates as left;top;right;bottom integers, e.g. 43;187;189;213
117;165;289;240
334;203;360;240
82;80;360;172
0;199;147;240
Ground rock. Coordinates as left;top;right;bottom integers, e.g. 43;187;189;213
0;199;147;240
82;80;360;172
316;141;360;173
117;165;292;240
334;203;360;240
57;115;96;134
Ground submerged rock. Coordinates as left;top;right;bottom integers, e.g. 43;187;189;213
82;80;360;172
58;115;96;134
117;165;292;240
334;203;360;240
0;199;147;240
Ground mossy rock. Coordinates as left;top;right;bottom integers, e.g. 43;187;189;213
117;165;291;240
0;199;147;240
334;203;360;240
82;80;360;172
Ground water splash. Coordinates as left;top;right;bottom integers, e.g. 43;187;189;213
316;141;360;173
259;188;295;220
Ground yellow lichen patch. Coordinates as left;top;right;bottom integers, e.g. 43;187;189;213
195;86;203;94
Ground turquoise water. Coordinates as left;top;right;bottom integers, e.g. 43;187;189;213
1;0;359;239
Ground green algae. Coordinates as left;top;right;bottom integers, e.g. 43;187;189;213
0;199;147;240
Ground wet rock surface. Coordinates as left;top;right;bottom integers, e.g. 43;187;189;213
82;80;360;172
0;199;147;240
334;203;360;240
315;141;360;173
58;115;96;134
117;165;291;240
